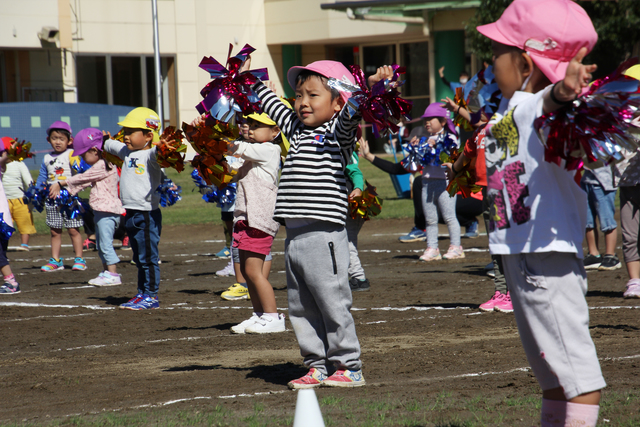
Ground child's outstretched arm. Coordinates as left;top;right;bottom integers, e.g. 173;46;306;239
543;47;597;114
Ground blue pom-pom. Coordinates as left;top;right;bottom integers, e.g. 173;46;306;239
0;213;15;240
156;179;182;207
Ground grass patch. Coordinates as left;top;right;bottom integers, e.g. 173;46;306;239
27;155;415;235
3;388;638;426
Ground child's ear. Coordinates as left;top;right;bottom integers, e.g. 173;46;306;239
520;52;534;79
334;97;344;113
68;136;74;146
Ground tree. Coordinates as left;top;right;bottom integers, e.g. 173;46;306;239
466;0;640;78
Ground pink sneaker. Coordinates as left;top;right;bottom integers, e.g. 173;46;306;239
494;291;514;313
419;247;441;262
624;279;640;298
479;291;502;312
442;245;465;260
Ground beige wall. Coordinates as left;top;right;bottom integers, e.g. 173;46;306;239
0;0;472;125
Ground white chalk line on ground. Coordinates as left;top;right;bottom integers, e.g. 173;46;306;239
372;232;487;238
57;352;640;420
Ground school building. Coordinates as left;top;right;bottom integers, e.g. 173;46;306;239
0;0;479;163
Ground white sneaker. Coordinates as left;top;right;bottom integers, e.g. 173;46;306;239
230;313;260;334
216;259;235;277
89;271;123;287
245;313;286;334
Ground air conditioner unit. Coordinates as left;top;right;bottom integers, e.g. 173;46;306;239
38;27;59;43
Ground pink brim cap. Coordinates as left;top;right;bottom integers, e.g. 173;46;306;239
477;0;597;84
287;60;355;103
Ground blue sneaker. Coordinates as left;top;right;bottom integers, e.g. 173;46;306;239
398;227;426;243
127;295;159;310
119;293;144;309
214;247;231;259
463;221;479;239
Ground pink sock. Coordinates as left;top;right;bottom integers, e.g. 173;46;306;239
541;399;599;427
107;271;119;277
265;312;280;320
4;274;17;286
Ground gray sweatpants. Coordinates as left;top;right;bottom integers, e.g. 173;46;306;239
346;216;366;280
422;177;461;248
285;222;362;375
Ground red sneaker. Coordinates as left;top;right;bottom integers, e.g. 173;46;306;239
287;368;327;390
323;369;366;388
121;236;131;250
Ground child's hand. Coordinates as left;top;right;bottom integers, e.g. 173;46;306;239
368;65;394;88
358;137;375;162
240;55;252;73
102;130;112;141
441;97;457;112
438;66;445;78
443;162;455;181
267;81;277;94
349;188;363;201
190;115;206;127
558;47;598;100
49;182;61;199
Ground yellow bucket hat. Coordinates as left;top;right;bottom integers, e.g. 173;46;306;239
118;107;161;142
625;64;640;81
245;99;292;157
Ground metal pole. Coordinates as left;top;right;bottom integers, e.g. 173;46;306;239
151;0;163;128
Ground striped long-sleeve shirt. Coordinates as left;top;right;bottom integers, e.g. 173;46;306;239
253;82;361;226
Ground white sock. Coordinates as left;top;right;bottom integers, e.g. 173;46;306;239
541;399;599;427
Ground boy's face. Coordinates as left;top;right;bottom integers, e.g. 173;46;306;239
295;76;342;128
47;130;71;153
123;127;152;151
247;119;278;143
491;41;526;99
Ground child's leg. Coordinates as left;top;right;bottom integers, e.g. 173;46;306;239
435;184;461;246
50;228;63;259
421;177;440;249
263;253;272;280
502;253;605;403
583;182;599;255
68;227;84;258
620;187;640;273
585;228;599;255
286;224;361;374
126;209;162;297
240;250;275;313
345;216;366;280
95;212;120;273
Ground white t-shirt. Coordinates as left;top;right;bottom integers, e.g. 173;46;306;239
484;89;586;256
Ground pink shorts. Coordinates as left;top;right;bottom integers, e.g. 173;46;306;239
232;220;274;256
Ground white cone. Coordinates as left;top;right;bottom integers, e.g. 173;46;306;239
293;389;325;427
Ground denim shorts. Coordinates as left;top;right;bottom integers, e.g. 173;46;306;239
581;182;617;232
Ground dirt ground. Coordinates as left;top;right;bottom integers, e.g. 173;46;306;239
0;218;639;426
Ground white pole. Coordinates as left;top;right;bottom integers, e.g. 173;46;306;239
151;0;164;128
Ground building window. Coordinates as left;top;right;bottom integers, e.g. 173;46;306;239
76;54;177;127
111;56;142;107
77;56;108;104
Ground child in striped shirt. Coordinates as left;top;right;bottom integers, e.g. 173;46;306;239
249;59;392;389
